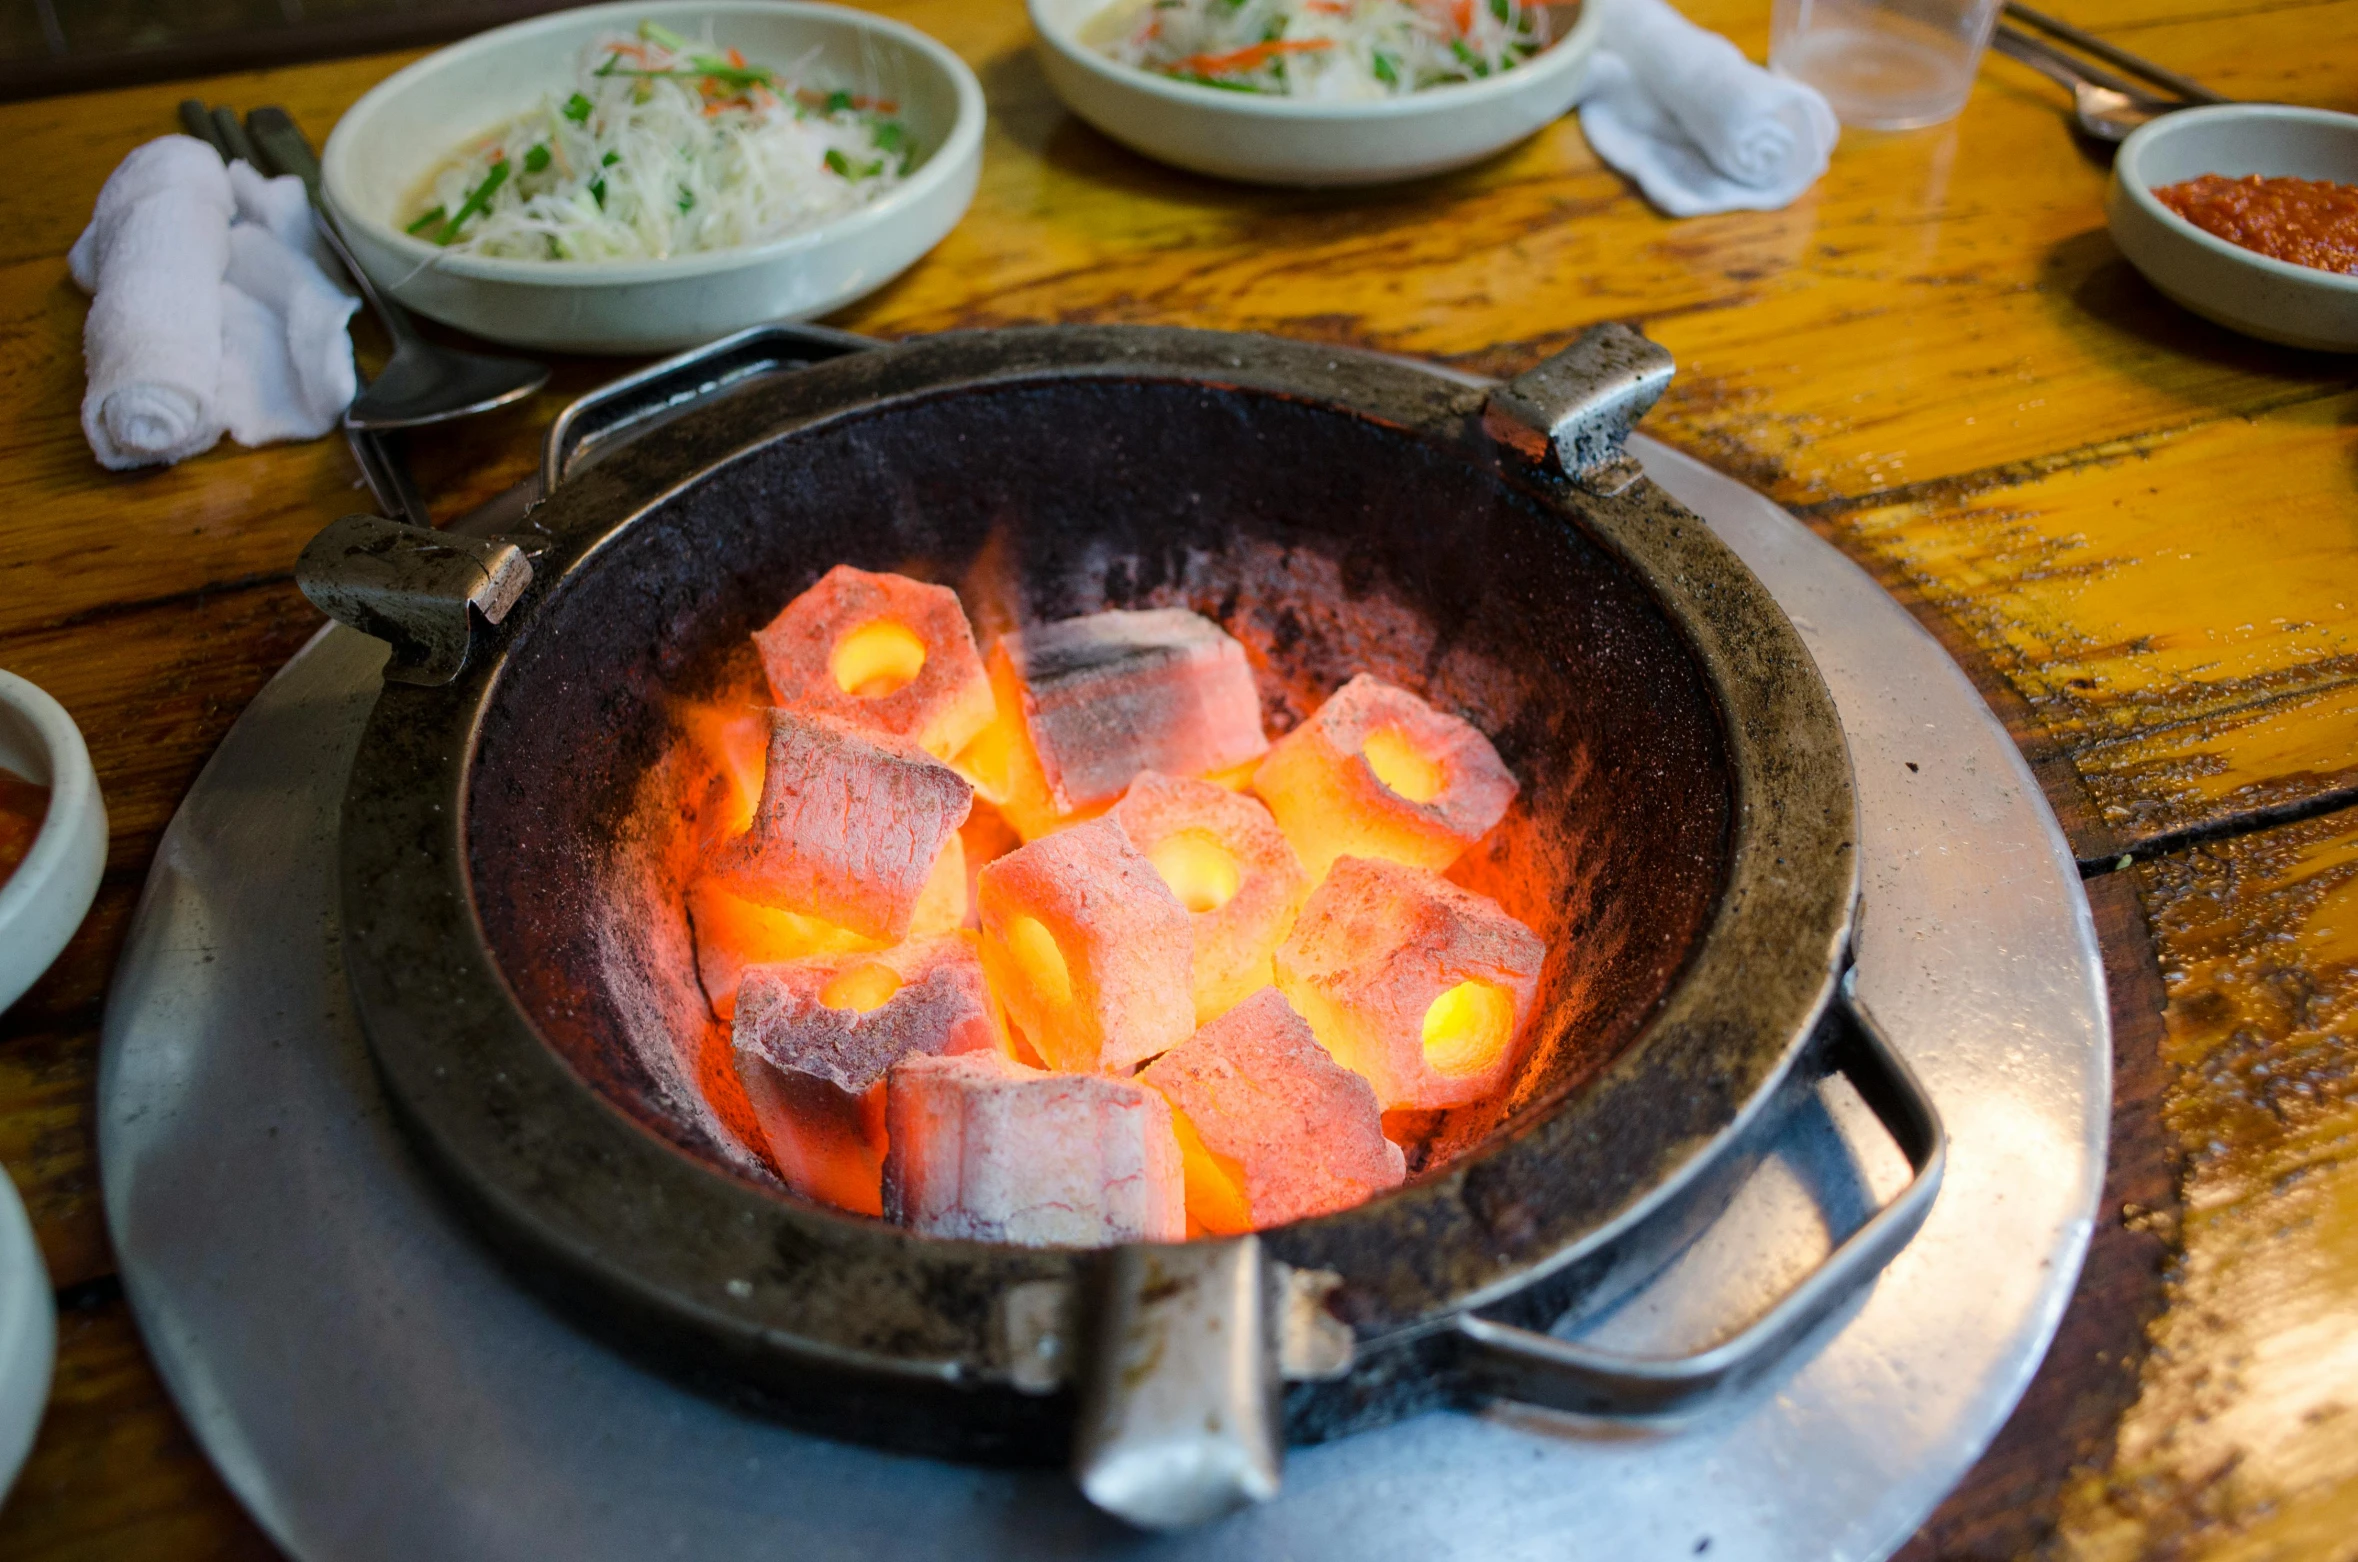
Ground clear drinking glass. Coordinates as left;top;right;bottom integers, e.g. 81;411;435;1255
1770;0;2004;129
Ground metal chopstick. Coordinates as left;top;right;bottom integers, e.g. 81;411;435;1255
2001;2;2229;104
1991;24;2173;105
178;99;227;156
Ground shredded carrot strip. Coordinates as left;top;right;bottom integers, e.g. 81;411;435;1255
1453;0;1474;32
727;46;747;68
1304;0;1350;12
1171;38;1335;74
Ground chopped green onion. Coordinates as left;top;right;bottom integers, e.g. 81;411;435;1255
598;63;775;87
1450;38;1489;75
1371;51;1399;85
434;159;509;244
824;88;854;114
563;91;593;122
823;148;885;179
524;143;551;174
677;186;696;212
1167;70;1266;91
589;177;606;209
405;204;447;234
874;122;907;154
602;149;619;166
1491;0;1510;20
639;19;690;49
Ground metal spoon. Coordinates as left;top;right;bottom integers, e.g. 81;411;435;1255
239;107;550;430
1989;25;2190;142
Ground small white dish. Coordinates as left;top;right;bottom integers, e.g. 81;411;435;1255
323;1;986;353
0;670;105;1015
0;1164;52;1503
2107;103;2358;352
1028;0;1601;186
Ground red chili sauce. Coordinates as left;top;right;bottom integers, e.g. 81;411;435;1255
2152;173;2358;276
0;768;48;890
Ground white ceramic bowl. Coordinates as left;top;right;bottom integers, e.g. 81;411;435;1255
322;1;986;353
1029;0;1601;186
2108;104;2358;353
0;1163;52;1505
0;671;105;1016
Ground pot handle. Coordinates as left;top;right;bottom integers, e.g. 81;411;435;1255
1483;321;1676;496
1454;970;1947;1418
294;514;534;687
1071;1236;1284;1531
538;321;876;496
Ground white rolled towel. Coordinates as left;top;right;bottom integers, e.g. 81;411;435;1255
70;136;359;470
227;158;339;277
219;220;360;446
70;136;235;470
1578;0;1839;218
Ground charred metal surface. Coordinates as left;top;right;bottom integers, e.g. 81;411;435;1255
296;513;530;686
336;326;1857;1462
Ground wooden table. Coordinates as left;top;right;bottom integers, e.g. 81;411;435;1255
2;2;2353;1555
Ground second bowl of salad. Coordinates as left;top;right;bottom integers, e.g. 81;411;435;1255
1031;0;1599;186
323;1;985;352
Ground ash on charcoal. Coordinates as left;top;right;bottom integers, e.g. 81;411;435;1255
706;711;972;942
969;608;1267;839
1277;856;1544;1111
754;565;995;761
1111;771;1308;1026
1142;988;1404;1232
975;815;1195;1075
1254;673;1518;882
733;935;999;1095
882;1050;1185;1244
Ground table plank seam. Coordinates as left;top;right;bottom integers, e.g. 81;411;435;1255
2082;784;2358;873
0;572;300;646
1787;383;2356;522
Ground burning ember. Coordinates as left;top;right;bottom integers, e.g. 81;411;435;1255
668;569;1547;1245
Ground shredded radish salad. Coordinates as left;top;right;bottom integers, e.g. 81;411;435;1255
404;21;912;262
1091;0;1556;98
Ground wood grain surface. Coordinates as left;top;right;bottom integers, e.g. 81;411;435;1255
0;0;2352;1556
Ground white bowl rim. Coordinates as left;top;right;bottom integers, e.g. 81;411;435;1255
1027;0;1603;122
323;0;987;289
0;670;99;933
2114;102;2358;297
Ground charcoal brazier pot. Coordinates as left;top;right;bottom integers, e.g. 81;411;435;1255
302;324;1943;1529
